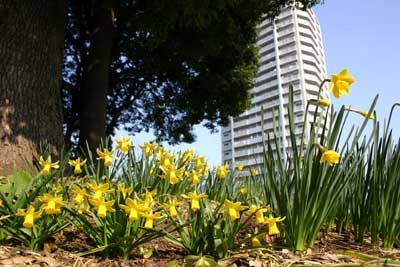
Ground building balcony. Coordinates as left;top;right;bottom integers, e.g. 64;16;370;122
277;36;296;47
255;71;277;84
232;116;261;129
259;52;276;65
278;45;297;56
234;146;265;158
257;34;274;47
253;80;278;94
257;61;276;74
277;27;295;38
234;136;264;148
279;54;298;65
259;42;276;55
281;74;300;84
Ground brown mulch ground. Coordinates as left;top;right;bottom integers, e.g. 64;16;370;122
1;229;400;267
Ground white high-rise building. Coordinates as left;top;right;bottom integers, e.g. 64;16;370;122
221;5;329;169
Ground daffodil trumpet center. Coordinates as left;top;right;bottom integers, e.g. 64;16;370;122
129;208;139;221
23;214;34;228
98;205;107;218
42;165;51;175
74;164;82;174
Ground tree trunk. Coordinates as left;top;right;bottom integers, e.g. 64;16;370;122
78;0;114;153
0;0;66;176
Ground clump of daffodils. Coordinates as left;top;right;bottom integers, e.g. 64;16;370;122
26;138;286;257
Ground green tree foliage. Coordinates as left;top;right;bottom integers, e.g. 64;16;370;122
62;0;322;150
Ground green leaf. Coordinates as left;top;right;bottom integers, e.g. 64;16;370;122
0;170;31;196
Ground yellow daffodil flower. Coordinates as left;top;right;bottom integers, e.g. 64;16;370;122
202;164;210;177
320;150;340;166
143;189;157;208
360;111;375;120
193;156;206;170
329;69;355;98
0;199;3;207
38;193;66;215
345;107;375;121
223;199;247;221
142;210;163;229
52;185;63;194
163;198;183;217
68;157;87;174
75;199;90;214
39;155;59;175
117;183;133;199
239;187;247;194
182;149;195;163
264;215;285;235
189;170;200;185
160;164;184;185
249;204;270;224
16;205;42;228
251;236;261;247
157;149;175;169
96;148;116;167
87;182;114;200
182;192;207;212
237;163;244;171
139;142;158;157
318;98;331;107
119;198;149;222
216;163;229;179
71;184;87;205
155;146;165;160
251;169;258;176
90;198;115;218
247;228;262;246
114;135;133;153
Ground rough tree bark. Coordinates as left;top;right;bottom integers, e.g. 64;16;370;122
78;0;115;153
0;1;66;176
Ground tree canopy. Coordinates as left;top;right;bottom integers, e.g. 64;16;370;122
62;0;322;150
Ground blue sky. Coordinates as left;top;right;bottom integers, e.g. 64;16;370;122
120;0;400;167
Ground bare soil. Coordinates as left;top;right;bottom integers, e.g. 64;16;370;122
1;229;400;266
